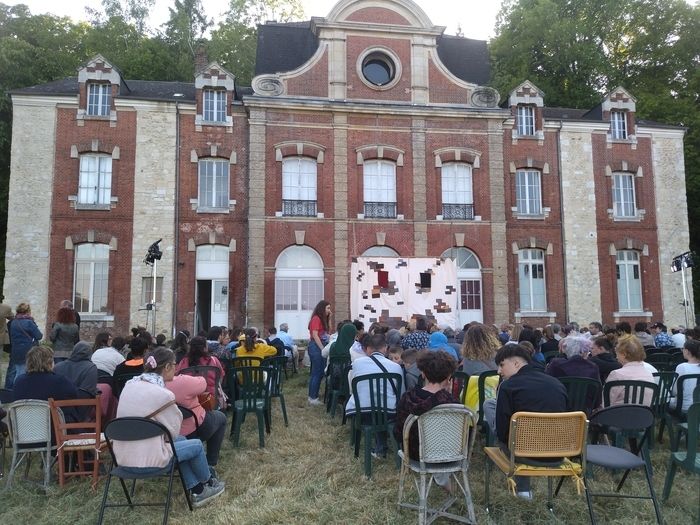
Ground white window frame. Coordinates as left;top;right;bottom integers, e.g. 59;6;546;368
78;155;112;206
517;105;535;136
612;172;636;218
203;88;226;123
518;249;546;311
282;157;317;216
515;169;542;215
616;250;642;311
363;160;397;218
611;110;627;140
198;159;229;210
441;162;473;204
87;82;111;116
73;243;110;314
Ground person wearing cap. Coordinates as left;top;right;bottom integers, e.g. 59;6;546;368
650;322;674;348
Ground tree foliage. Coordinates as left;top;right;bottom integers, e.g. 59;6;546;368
492;0;700;311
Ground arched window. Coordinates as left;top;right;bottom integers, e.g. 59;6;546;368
442;248;482;324
362;246;399;257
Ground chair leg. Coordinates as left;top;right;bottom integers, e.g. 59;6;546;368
418;472;428;525
397;459;406;506
163;465;175;525
363;429;372;478
57;450;66;487
5;449;19;489
644;461;663;524
97;472;113;524
257;409;266;448
279;394;288;427
484;456;491;513
232;411;244;447
584;476;597;525
547;477;554;511
43;449;52;490
662;460;677;501
462;467;476;524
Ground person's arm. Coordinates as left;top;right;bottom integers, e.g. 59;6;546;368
495;386;512;445
49;325;59;342
31;322;43;341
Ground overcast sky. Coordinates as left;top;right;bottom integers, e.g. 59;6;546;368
4;0;503;40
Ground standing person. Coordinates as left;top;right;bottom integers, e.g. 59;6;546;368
49;306;80;363
0;299;13;385
307;300;332;406
114;347;225;507
5;303;42;389
60;299;80;328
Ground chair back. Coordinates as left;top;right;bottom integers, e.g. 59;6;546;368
645;353;673;371
177;365;224;407
589;404;655;452
508;411;588;460
236;366;272;410
414;404;476;464
113;372;142;396
682;402;699;468
177;404;198;432
558;376;602;415
8;399;52;447
351;372;403;425
261;356;287;396
103;417;177;468
543;351;559;365
327;356;351;390
674;373;700;414
477;370;499;425
669;351;686;368
231;356;264;368
48;395;102;447
651;371;677;417
603;379;658;407
452;371;469;404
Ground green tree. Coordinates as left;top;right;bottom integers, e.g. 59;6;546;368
161;0;211;79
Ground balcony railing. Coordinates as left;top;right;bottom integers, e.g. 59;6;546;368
442;203;475;220
364;201;397;219
282;199;317;217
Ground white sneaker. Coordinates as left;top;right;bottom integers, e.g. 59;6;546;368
308;397;323;406
191;479;225;508
516;490;533;501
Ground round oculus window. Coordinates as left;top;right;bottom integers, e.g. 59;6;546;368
362;53;395;87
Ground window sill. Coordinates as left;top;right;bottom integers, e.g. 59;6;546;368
613;311;652;318
195;115;233;129
74;204;112;211
608;209;646;222
510;207;551;220
514;311;557;321
196;207;230;214
79;314;115;322
190;199;236;212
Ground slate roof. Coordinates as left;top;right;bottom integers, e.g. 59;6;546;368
254;22;319;76
435;35;490;85
12;78;198;102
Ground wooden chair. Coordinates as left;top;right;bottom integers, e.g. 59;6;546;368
49;395;107;488
398;404;477;524
0;388;12;478
484;411;588;514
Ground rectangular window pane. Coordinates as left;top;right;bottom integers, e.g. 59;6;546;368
611;111;627;139
518;250;546;311
204;89;226;122
198;160;228;208
87;84;110;116
141;277;164;305
516;170;542;215
613;173;635;217
300;280;323;311
616;250;642;310
74;262;91;313
74;244;110;314
517;106;535;135
275;280;298;310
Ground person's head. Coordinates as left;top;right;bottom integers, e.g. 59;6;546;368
352;320;365;335
588;322;602;336
171;330;190;350
518;327;538;347
615;335;645;364
519;341;535;356
417;350;457;385
129;336;148;357
365;333;387;355
268;327;278;337
551;323;561;335
650;322;667;334
385;328;402;347
56;307;76;324
443;326;455;340
510;324;522;341
634;322;649;334
562;336;592;358
494;344;532;380
143;346;177;381
591;336;613;356
93;332;112;351
682;339;700;362
243;327;258;352
387;346;403;364
112;336;126;352
500;322;513;334
462;323;500;362
207;326;223;342
401;348;419;367
16;302;31;315
26;345;54;373
415;317;428;332
616;321;632;335
188;336;208;362
543;325;554;340
155;334;166;346
280;323;289;333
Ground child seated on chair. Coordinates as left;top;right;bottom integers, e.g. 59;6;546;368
393;350;459;488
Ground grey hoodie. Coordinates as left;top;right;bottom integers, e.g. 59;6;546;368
54;341;98;396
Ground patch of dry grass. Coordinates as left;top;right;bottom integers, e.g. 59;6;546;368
0;363;698;524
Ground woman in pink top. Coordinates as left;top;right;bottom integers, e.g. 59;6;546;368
167;373;227;469
176;336;226;405
606;335;655;406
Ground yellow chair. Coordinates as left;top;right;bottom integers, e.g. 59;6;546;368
484;411;588;513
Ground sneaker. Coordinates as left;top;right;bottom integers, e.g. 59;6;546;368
208;467;218;482
191;479;225;508
516;490;533;501
308;397;323;406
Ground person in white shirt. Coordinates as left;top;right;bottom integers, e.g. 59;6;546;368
91;332;125;375
671;327;686;349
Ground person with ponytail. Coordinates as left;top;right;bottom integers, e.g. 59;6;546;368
114;347;225;507
307;300;332;405
233;327;277;363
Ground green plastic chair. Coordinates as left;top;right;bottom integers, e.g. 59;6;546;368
350;372;403;478
262;356;289;427
671;385;700;452
325;356;351;420
662;401;700;522
558;376;602;415
669;351;687;369
543;351;559;365
230;365;272;447
665;373;700;449
477;370;499;446
651;371;678;445
226;356;263;401
645;353;673;372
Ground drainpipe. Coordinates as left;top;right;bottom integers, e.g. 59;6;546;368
555;119;569;323
171;101;181;337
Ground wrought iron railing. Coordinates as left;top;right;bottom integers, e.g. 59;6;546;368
282;199;317;217
364;201;397;218
442;203;475;220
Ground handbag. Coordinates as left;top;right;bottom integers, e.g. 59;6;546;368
198;391;216;411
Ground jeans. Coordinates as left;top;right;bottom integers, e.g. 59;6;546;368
307;340;326;399
4;361;16;389
187;410;227;466
173;436;211;490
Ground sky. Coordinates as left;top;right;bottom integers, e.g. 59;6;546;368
4;0;504;40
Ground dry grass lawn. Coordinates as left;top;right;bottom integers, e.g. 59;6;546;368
0;364;698;524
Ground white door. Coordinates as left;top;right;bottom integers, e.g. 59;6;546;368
211;279;229;327
196;245;229;331
442;248;483;326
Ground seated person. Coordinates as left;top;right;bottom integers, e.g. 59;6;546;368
265;327;286;357
393;351;459;489
91;332;125;376
387;346;403;365
401;348;422;391
277;323;298;360
175;336;226;405
345;333;405;458
114;347;225;507
166;372;227;475
670;339;700;412
606;335;655;406
113;336;148;395
234;328;277;362
427;331;460;362
589;336;621;382
54;341;98;398
206;326;231;364
545;336;601;411
484;344;567;499
12;345;78;403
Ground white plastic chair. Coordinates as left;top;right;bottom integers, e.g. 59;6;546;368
397;403;477;524
5;399;55;490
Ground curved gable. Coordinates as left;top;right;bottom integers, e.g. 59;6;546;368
327;0;434;30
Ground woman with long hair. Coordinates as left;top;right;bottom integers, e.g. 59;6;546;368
49;306;79;363
176;336;226;400
115;346;225;507
460;323;499;376
170;329;190;364
307;300;331;405
5;303;43;389
234;328;277;362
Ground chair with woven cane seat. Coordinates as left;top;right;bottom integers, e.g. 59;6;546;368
49;395;107;488
397;404;477;525
484;411;588;514
585;404;662;524
5;399;54;490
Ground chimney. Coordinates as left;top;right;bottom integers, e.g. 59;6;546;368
194;44;208;75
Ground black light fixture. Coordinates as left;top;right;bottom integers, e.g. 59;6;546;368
144;238;163;266
671;251;694;273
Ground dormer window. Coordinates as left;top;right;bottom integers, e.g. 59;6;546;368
87;82;111;116
517;106;535;136
203;88;226;123
611;110;627;139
